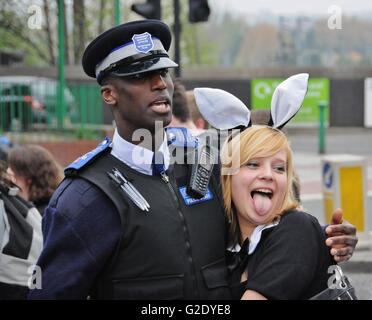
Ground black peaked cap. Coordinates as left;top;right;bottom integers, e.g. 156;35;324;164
82;20;172;78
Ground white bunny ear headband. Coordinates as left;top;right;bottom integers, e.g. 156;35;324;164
193;73;309;130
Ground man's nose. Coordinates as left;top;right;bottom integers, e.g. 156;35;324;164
150;73;167;90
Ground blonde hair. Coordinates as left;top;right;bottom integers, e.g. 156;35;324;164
220;126;299;241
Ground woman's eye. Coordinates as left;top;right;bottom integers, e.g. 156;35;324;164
246;161;258;168
274;166;286;173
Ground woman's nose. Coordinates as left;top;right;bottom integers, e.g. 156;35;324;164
259;164;273;180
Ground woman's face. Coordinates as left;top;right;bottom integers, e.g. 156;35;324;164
231;149;288;232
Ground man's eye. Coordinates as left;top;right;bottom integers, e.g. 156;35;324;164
131;73;146;80
129;69;168;80
159;69;169;77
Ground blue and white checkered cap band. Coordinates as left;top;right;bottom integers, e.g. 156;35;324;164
95;35;167;78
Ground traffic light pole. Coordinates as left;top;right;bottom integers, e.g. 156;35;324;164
173;0;181;78
115;0;121;25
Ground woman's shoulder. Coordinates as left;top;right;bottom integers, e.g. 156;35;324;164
280;209;321;226
270;210;325;239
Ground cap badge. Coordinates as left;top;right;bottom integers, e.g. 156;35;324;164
132;32;154;54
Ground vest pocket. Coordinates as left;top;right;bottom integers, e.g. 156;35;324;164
111;274;184;300
201;258;231;299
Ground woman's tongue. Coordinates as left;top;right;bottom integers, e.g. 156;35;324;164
252;193;273;216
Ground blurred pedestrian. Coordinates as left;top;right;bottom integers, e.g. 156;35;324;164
186;90;209;131
168;80;205;135
0;161;42;299
7;145;63;215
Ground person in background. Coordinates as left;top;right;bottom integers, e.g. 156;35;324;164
168;80;203;135
186;90;209;131
7;145;63;215
0;161;42;299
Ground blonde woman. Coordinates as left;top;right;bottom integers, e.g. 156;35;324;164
221;126;333;299
194;75;357;300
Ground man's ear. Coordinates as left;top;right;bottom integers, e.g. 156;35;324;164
101;84;117;106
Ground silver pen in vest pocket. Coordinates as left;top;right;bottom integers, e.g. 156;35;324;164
112;168;151;210
107;168;150;212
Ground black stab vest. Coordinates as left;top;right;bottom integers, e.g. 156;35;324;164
69;151;231;300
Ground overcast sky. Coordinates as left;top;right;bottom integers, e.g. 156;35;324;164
211;0;372;16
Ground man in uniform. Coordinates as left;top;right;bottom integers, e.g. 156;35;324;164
29;20;357;299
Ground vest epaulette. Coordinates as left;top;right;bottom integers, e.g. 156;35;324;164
166;127;197;149
64;137;112;175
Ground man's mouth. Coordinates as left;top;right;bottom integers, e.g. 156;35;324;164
149;98;171;114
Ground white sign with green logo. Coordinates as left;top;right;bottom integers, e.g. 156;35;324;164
251;78;329;125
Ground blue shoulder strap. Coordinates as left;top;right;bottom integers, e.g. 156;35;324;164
165;127;197;149
65;137;112;172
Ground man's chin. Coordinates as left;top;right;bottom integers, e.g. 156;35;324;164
142;117;172;134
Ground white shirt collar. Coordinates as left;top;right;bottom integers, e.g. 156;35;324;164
110;129;170;176
227;218;280;255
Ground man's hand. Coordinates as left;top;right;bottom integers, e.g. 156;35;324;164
325;208;358;262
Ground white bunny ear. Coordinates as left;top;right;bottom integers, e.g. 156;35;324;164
270;73;309;129
194;87;251;130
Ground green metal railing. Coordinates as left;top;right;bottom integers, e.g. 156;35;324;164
0;80;104;136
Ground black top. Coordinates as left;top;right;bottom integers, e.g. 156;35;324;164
228;210;334;300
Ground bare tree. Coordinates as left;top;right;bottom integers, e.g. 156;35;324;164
43;0;55;65
0;0;52;64
73;0;85;64
61;0;70;65
98;0;106;35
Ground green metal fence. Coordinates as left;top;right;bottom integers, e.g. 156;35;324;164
0;78;104;135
